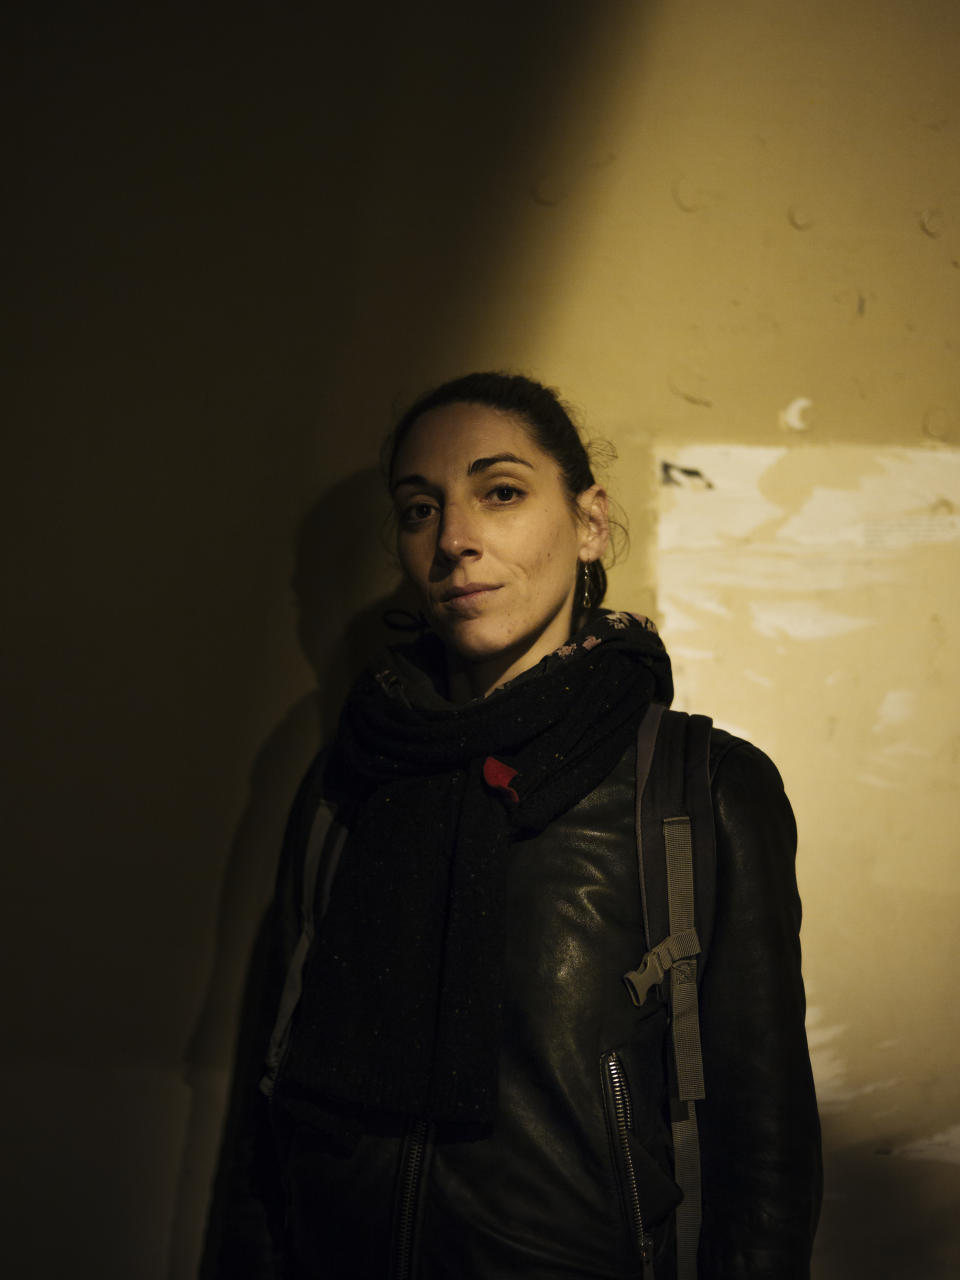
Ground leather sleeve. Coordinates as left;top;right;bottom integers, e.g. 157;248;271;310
697;739;823;1278
200;752;329;1280
198;910;289;1280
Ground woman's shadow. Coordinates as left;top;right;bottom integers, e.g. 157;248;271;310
165;467;421;1280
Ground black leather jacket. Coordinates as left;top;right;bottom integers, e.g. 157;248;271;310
204;730;822;1279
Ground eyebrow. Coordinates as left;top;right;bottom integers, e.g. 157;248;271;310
467;452;535;476
392;453;535;493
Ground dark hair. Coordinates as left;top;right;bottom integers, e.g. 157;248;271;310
385;371;612;614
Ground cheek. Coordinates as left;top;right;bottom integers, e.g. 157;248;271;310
397;539;427;588
528;519;579;578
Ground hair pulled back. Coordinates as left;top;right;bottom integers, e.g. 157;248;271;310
385;372;610;614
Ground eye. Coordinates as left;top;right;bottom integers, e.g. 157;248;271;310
399;500;438;527
488;484;524;504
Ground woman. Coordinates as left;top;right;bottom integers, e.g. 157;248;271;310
206;373;822;1279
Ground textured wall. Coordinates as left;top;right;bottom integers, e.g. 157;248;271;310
7;2;958;1277
655;445;960;1276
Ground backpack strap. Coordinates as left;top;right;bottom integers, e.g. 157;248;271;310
260;799;348;1098
622;707;715;1280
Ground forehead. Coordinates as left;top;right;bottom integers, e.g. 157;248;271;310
392;402;552;477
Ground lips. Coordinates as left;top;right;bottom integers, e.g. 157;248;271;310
440;583;501;613
442;583;499;601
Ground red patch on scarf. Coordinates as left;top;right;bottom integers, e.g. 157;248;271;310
482;756;520;803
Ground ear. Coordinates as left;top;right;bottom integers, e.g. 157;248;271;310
576;485;610;562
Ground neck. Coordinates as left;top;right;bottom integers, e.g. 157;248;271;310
444;615;581;702
445;651;530;702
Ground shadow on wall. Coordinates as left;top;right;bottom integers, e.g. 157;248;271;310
14;5;657;1278
167;468;420;1279
814;1114;960;1280
292;468;423;735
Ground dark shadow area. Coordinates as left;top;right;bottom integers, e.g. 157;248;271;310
291;469;422;736
168;468;418;1277
11;4;658;1276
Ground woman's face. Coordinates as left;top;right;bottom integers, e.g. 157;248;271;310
391;402;608;698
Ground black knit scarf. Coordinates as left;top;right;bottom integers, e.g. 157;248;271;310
275;611;673;1127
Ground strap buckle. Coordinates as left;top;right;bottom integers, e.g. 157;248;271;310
622;927;702;1007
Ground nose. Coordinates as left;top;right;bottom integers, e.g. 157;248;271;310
435;502;482;564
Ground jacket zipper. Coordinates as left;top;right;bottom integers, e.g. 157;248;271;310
604;1052;655;1275
393;1118;429;1280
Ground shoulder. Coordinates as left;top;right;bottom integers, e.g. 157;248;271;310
275;749;336;904
284;747;336;841
706;729;798;882
708;728;786;791
708;729;791;810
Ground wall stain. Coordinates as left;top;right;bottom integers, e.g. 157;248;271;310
929;496;957;516
778;396;813;431
667;366;713;408
788;204;815;230
671;174;708;213
923;406;955;442
919;207;945;238
660;460;714;488
835;287;872;318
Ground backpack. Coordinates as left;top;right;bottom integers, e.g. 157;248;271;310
623;704;730;1280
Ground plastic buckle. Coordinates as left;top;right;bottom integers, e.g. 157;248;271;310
623;949;666;1007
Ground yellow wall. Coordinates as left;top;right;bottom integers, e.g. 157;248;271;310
9;3;958;1277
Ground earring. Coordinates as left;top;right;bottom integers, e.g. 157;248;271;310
581;561;593;612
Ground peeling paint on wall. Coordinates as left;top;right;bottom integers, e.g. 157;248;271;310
654;442;960;1173
895;1125;960;1166
657;442;960;835
779;397;814;432
776;450;960;550
749;600;872;640
803;1007;899;1108
657;443;960;668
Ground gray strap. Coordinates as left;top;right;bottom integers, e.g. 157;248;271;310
626;715;709;1279
622;927;701;1007
663;814;705;1280
260;807;347;1097
672;1102;703;1278
664;817;706;1102
634;703;666;954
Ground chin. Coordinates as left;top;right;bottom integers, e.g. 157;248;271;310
441;629;513;664
442;620;552;674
